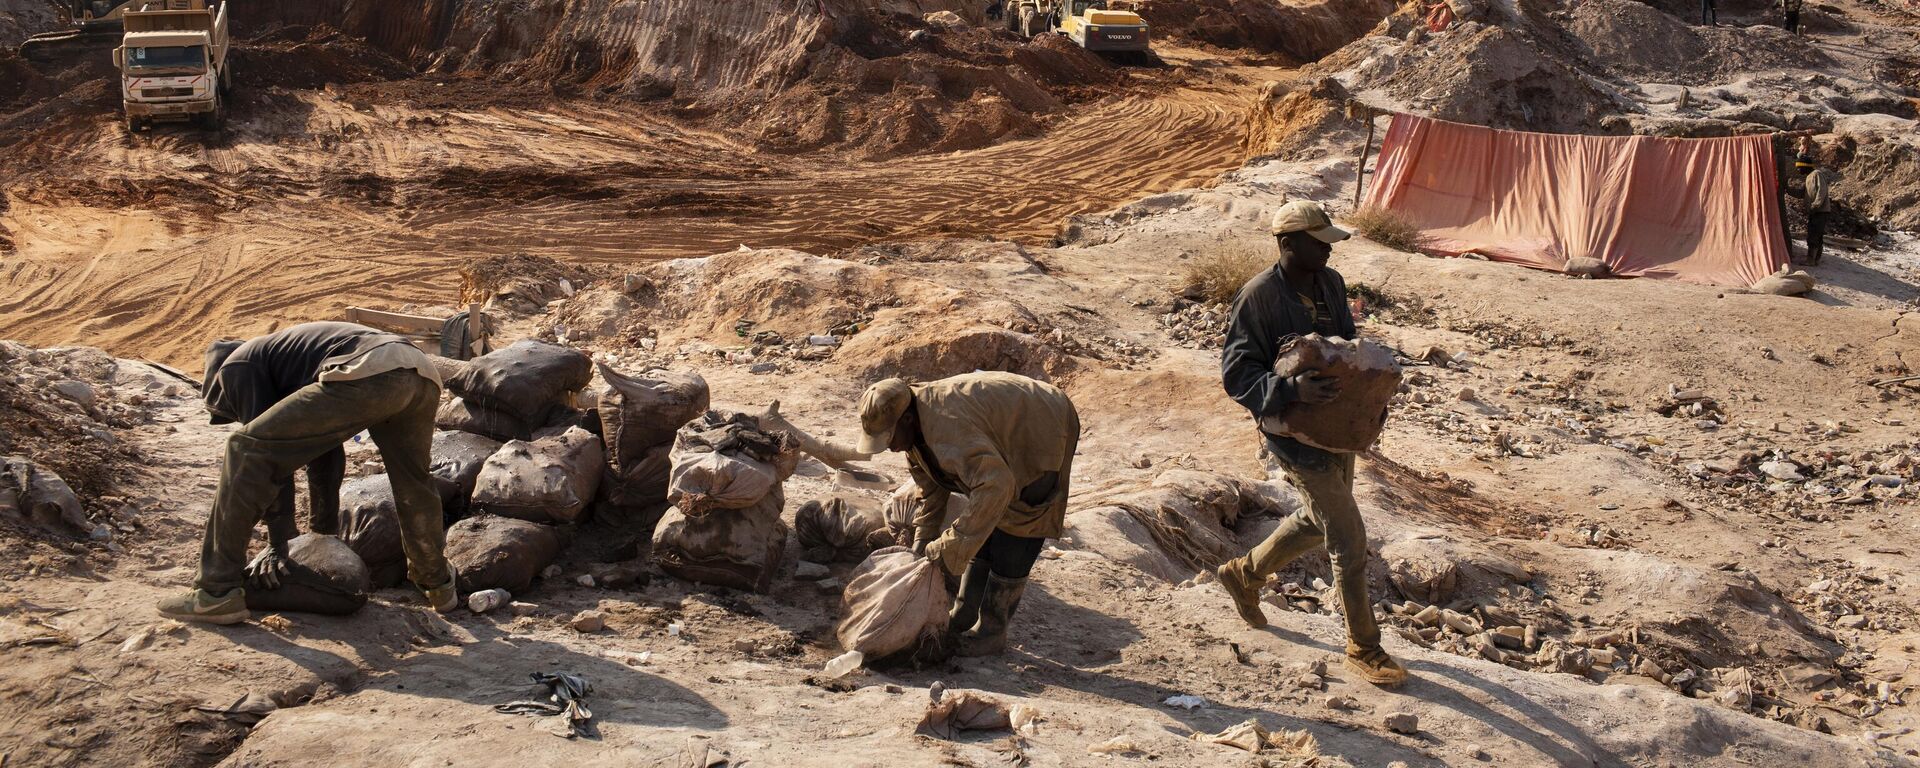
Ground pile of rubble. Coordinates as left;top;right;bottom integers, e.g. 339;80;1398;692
0;342;159;542
1160;301;1229;350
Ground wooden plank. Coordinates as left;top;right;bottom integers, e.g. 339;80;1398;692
346;306;443;334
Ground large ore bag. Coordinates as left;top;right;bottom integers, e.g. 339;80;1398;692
469;427;604;524
597;364;709;470
650;489;788;593
244;534;372;616
1261;333;1402;453
446;515;566;595
836;546;953;659
338;474;407;588
446;340;592;422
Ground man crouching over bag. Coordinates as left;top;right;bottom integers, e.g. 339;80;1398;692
856;372;1078;657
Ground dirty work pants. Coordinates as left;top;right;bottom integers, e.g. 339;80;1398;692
196;370;448;596
1805;211;1827;265
973;529;1045;579
1224;451;1380;652
1699;0;1715;25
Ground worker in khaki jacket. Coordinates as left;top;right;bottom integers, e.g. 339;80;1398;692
1796;154;1837;266
1214;200;1407;686
158;322;456;624
856;372;1079;656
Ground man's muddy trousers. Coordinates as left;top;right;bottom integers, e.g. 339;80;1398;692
1219;451;1380;651
195;369;449;596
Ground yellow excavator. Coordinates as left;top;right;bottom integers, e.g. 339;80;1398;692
20;1;139;61
1006;0;1150;56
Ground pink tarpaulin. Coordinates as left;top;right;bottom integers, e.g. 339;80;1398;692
1364;114;1788;287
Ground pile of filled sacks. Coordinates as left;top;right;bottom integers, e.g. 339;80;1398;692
333;340;708;602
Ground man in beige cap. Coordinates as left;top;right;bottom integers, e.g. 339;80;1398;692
857;372;1079;656
1214;200;1407;686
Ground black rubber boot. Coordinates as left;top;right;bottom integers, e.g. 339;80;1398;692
957;574;1027;657
946;562;991;635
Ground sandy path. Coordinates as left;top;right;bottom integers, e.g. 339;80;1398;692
1;61;1263;365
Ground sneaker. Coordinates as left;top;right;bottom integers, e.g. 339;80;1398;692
1345;646;1409;686
1215;563;1268;629
423;578;459;613
157;588;249;625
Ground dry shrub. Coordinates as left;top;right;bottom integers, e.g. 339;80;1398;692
1346;206;1428;252
1182;244;1270;305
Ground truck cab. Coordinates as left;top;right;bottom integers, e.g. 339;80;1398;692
112;0;229;131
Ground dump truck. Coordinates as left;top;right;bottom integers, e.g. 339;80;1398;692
1007;0;1150;56
112;0;230;131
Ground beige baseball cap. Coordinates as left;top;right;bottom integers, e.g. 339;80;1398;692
857;378;914;454
1270;200;1351;243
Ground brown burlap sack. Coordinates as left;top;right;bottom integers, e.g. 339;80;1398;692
795;497;892;564
1262;334;1402;453
244;534;371;616
651;489;788;593
470;426;604;524
429;430;503;520
447;515;565;595
597;364;709;470
338;475;406;588
836;546;952;658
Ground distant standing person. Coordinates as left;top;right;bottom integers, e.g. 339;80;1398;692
158;322;456;624
1797;154;1837;266
1701;0;1717;25
1782;0;1803;33
1212;200;1407;687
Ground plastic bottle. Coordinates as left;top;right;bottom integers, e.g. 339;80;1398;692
824;650;864;678
467;588;511;614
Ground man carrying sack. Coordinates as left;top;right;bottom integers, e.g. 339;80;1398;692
1214;200;1408;686
856;372;1079;656
158;322;456;624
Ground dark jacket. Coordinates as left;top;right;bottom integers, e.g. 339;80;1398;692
202;322;408;425
1220;264;1356;470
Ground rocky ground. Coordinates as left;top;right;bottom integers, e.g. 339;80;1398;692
3;0;1919;766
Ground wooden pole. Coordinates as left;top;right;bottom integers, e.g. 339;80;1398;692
1353;111;1377;210
466;301;484;359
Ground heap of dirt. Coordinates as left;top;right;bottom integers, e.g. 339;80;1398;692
204;0;1131;157
1243;76;1353;160
1562;0;1830;85
0;0;59;48
0;344;141;502
233;24;414;91
1328;18;1631;134
1141;0;1396;63
739;24;1121;158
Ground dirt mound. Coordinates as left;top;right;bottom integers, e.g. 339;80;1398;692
0;0;59;48
1563;0;1829;85
1244;77;1351;159
1830;135;1920;230
1334;21;1630;133
1142;0;1395;63
234;25;414;91
0;344;142;502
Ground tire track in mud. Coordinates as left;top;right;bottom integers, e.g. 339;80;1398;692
0;74;1260;364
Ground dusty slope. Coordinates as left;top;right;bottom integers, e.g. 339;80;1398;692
4;151;1919;767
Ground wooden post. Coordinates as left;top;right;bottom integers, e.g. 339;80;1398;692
466;301;484;359
1353;110;1377;210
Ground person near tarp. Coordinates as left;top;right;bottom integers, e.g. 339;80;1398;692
1781;0;1804;33
1796;154;1837;266
158;322;456;624
855;372;1079;656
1213;200;1408;687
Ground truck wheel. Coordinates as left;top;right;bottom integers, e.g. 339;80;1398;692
125;115;140;133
